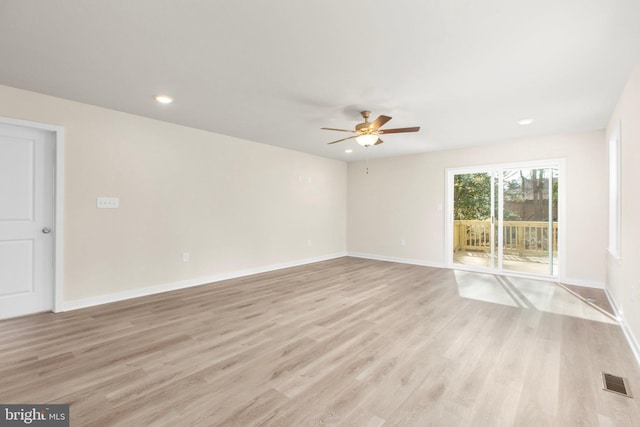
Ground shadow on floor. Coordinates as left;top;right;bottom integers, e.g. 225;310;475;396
453;270;617;324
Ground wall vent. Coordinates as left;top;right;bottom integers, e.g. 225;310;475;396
602;372;632;398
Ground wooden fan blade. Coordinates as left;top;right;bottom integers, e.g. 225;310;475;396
327;135;358;145
370;115;392;130
374;138;383;145
378;126;420;134
321;127;356;133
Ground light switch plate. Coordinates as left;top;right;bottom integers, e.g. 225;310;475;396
97;197;120;209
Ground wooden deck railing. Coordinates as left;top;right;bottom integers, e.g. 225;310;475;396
454;220;558;255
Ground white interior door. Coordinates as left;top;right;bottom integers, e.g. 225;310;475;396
0;123;55;319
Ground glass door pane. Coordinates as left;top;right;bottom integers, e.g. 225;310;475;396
501;167;558;275
452;172;495;269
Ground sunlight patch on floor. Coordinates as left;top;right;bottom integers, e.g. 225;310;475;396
453;270;617;324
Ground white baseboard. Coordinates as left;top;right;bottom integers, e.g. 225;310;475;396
347;252;444;269
560;277;606;289
63;252;347;312
604;288;640;368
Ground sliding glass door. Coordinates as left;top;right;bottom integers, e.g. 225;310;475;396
450;162;560;277
501;167;558;275
452;171;496;269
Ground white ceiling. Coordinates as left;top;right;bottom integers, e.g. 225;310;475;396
1;1;639;162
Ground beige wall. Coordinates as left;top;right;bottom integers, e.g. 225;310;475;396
0;82;615;310
606;64;640;354
0;85;347;304
348;130;607;286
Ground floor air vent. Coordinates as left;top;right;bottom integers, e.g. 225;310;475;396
602;372;632;398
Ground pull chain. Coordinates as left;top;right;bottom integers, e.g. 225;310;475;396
365;146;370;175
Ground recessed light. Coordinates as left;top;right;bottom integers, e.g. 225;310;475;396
154;94;173;104
345;149;353;153
517;118;534;125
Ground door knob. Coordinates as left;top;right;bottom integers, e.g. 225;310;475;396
42;227;52;234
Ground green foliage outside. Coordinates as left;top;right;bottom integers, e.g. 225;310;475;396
453;173;492;220
454;170;557;221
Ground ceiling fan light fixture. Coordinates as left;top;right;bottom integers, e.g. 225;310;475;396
355;134;378;147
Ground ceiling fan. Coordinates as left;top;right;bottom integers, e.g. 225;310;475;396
321;111;420;147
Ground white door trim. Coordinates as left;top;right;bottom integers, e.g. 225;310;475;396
0;116;64;313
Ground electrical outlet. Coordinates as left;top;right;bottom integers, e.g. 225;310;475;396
97;197;119;209
307;239;312;247
401;239;406;246
182;252;190;262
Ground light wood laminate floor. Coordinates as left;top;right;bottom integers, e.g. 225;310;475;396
1;257;639;426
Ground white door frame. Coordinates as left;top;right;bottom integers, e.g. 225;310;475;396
1;116;64;313
444;158;566;282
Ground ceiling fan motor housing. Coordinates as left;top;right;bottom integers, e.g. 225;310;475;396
357;111;372;132
356;122;372;133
